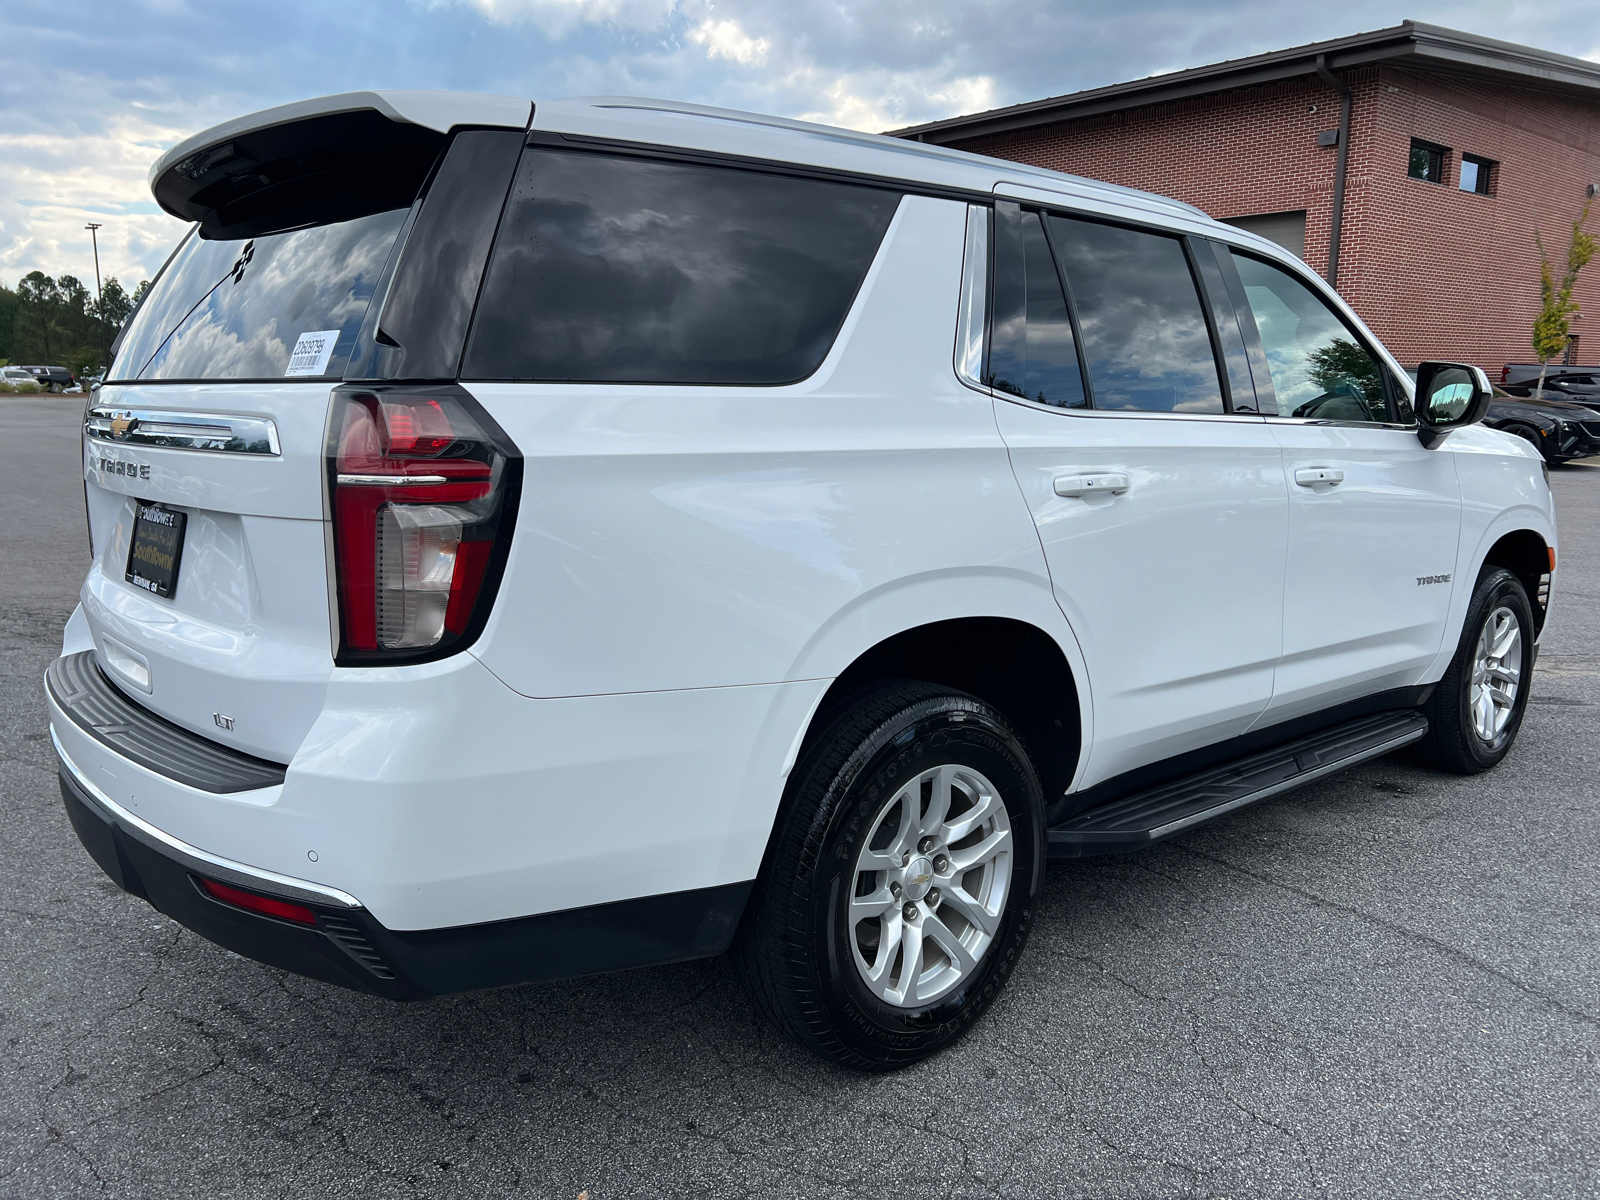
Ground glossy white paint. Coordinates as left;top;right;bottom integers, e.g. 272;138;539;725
1260;423;1463;723
49;651;828;929
54;92;1557;938
997;405;1288;784
466;195;1057;697
79;383;336;760
1425;423;1557;681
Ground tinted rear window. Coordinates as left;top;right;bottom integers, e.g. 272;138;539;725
109;209;407;382
461;150;901;384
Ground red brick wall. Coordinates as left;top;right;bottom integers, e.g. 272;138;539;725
952;67;1600;373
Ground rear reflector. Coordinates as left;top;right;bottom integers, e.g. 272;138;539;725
199;877;318;926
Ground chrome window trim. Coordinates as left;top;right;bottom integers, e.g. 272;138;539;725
1266;416;1418;431
954;203;990;395
992;392;1267;422
51;725;363;910
86;405;281;456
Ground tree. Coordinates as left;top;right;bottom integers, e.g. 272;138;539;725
4;269;150;373
1532;198;1597;402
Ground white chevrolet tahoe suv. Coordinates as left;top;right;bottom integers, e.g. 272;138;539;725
48;91;1556;1072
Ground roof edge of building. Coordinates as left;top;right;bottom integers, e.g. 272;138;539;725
890;21;1600;144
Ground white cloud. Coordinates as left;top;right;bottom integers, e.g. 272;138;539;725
794;69;998;132
0;99;197;289
434;0;677;37
690;17;769;65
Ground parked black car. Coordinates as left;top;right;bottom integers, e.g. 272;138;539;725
1498;369;1600;403
16;365;76;393
1486;389;1600;463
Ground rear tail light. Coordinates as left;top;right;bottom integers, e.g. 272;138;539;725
326;384;521;665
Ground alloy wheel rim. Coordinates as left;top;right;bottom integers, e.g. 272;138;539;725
1469;605;1522;744
847;763;1012;1009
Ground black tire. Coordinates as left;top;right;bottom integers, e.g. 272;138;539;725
734;680;1044;1072
1414;567;1535;774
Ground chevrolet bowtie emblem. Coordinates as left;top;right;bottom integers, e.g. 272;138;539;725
109;413;136;440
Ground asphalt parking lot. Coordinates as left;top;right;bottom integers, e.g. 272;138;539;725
1;394;1596;1200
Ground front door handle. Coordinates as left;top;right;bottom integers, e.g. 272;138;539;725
1054;472;1131;498
1294;467;1345;487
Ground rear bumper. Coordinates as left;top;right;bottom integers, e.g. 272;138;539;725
46;647;821;931
57;752;751;999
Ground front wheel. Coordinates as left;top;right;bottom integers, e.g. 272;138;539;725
734;680;1044;1071
1415;567;1535;773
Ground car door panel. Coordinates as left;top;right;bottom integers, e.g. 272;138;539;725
999;407;1288;784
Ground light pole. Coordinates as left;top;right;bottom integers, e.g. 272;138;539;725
84;223;104;373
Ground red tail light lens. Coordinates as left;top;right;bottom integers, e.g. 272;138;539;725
327;385;521;665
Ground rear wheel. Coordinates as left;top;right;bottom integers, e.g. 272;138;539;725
734;680;1043;1071
1415;568;1534;773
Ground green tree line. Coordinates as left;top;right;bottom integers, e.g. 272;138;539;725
0;271;150;376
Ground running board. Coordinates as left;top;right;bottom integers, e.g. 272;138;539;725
1048;710;1429;858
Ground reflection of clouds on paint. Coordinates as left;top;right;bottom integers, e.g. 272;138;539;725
654;469;860;584
131;210;404;380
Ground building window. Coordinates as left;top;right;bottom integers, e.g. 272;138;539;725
1460;153;1495;195
1408;139;1448;183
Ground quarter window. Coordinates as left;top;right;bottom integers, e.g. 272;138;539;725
1048;217;1225;414
462;150;900;384
986;205;1087;408
1230;252;1390;423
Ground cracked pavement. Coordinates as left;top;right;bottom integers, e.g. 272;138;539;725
2;394;1597;1199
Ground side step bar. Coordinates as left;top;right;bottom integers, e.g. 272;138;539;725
1048;710;1429;858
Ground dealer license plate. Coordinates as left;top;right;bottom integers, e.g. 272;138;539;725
125;501;187;599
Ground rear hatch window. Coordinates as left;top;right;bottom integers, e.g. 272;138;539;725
109;208;407;383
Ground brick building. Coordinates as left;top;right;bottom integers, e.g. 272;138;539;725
894;22;1600;373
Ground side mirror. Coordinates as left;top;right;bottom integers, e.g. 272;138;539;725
1414;361;1492;445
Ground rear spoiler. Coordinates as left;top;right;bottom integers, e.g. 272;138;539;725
149;91;532;240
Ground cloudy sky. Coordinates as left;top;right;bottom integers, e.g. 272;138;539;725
5;0;1599;291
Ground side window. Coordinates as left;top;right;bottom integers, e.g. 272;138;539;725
462;150;901;384
1047;216;1225;414
986;204;1087;408
1230;252;1391;423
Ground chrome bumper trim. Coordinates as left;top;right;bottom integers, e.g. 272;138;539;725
51;725;362;909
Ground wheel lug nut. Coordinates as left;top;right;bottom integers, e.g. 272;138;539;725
903;902;918;922
890;881;902;897
933;855;950;873
901;852;911;867
927;888;941;907
918;836;937;854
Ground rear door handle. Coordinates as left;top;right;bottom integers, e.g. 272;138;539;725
1294;467;1344;487
1054;472;1131;498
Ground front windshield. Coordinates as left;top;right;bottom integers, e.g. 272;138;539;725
109;208;407;382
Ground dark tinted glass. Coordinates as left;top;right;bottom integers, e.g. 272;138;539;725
462;151;900;384
1409;140;1445;183
110;209;406;381
1048;217;1224;414
987;204;1086;408
1191;238;1259;412
1231;252;1389;422
345;131;525;382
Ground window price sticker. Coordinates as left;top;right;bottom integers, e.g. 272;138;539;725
285;330;341;377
